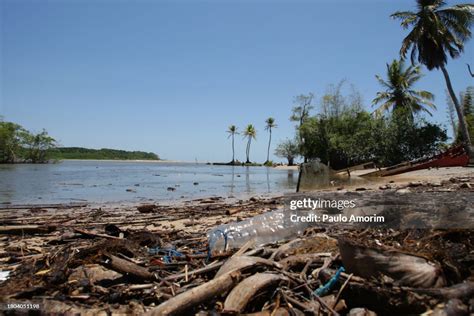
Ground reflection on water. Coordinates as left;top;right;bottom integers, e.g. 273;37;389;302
0;161;297;204
298;161;372;191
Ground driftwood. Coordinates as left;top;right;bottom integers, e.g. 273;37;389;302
215;256;281;278
226;207;244;215
223;273;289;313
270;238;305;260
270;235;337;261
279;253;330;271
103;254;156;281
0;225;56;235
147;270;242;315
1;185;474;315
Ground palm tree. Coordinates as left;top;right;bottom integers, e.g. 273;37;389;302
264;117;277;164
372;59;436;117
391;0;474;157
226;125;239;163
243;124;257;164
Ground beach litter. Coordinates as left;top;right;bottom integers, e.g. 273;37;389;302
0;177;473;314
0;270;10;282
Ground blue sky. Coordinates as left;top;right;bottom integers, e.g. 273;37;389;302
1;0;473;162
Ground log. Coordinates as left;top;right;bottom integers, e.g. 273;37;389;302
103;254;155;281
223;273;289;313
146;270;242;315
0;225;56;235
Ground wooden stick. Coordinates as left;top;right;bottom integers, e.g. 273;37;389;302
103;254;156;281
333;273;353;309
164;261;223;281
147;270;242;315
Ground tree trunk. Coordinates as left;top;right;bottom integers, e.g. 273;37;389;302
288;157;294;166
266;129;271;163
231;135;235;163
441;65;473;160
246;138;251;163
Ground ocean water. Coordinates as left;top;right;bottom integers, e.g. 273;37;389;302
0;160;298;205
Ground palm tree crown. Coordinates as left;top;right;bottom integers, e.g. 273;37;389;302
373;59;436;116
243;124;257;141
265;117;277;131
227;125;238;138
243;124;257;163
391;0;474;70
391;0;474;157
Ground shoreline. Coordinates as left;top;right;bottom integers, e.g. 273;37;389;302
1;166;471;208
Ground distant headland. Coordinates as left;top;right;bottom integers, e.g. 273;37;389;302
50;147;159;161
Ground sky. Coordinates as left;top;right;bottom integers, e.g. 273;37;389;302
1;0;473;162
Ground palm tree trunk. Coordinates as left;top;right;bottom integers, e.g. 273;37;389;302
246;138;250;163
441;65;473;160
231;135;235;163
266;129;271;163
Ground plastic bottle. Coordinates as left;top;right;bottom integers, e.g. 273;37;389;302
207;209;311;251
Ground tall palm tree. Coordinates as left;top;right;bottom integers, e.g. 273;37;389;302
264;117;277;164
372;59;436;117
243;124;257;164
391;0;474;157
226;125;239;163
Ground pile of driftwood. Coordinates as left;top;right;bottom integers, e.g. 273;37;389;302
0;178;473;315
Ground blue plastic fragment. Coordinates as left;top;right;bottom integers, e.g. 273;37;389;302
148;247;184;263
315;266;345;296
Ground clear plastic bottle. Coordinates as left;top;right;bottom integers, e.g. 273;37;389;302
207;209;311;251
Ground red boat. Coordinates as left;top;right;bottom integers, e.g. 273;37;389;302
363;145;469;177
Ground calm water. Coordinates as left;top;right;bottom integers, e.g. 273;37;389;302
0;160;298;205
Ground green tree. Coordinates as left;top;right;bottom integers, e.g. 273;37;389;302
391;0;474;157
21;129;57;163
372;59;436;117
275;138;299;166
226;125;239;163
299;107;447;168
264;117;277;164
243;124;257;164
0;121;24;163
290;93;315;162
461;87;474;141
379;108;447;165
